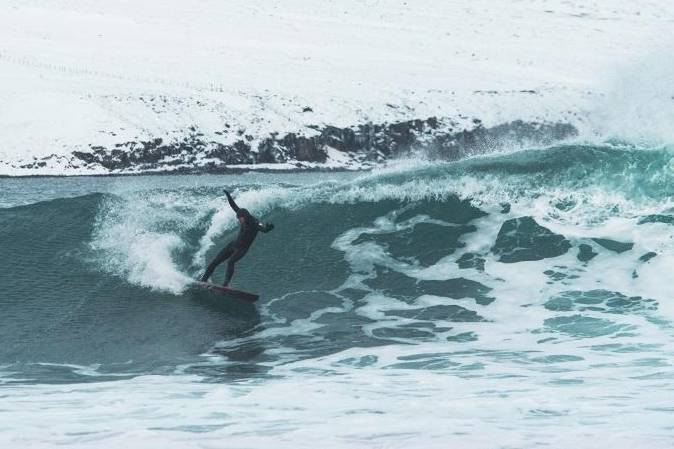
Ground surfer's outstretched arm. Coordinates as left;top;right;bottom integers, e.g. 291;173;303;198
224;190;240;213
258;222;275;233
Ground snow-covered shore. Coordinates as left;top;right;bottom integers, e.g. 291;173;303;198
1;0;671;175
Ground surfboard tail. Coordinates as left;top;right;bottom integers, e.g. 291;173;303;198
193;281;259;302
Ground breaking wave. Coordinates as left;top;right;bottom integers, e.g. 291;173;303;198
2;143;674;447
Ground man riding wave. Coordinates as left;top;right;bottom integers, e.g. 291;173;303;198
200;190;274;286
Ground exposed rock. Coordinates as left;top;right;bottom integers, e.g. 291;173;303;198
49;116;578;174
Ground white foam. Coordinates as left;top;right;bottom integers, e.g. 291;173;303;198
91;191;205;293
588;49;674;145
2;362;673;449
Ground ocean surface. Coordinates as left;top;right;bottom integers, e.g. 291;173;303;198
2;144;674;448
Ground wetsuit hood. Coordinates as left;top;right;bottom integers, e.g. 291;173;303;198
237;208;251;220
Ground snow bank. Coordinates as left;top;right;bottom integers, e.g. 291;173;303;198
0;0;671;175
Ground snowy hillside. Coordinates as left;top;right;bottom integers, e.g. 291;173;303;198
0;0;672;175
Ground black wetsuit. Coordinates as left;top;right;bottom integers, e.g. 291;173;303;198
200;191;274;286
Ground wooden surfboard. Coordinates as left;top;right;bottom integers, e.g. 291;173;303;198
193;281;259;303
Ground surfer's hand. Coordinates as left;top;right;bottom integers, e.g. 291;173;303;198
268;222;275;231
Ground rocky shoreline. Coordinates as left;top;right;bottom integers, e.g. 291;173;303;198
13;117;577;175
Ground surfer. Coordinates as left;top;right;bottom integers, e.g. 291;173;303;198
200;190;274;286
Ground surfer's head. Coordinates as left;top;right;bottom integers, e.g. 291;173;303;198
237;208;250;224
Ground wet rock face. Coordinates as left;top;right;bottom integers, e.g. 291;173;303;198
57;117;577;173
492;216;571;263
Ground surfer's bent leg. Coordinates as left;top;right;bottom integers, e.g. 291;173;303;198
200;243;235;282
223;248;247;286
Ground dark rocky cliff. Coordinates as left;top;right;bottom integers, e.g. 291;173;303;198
19;117;577;173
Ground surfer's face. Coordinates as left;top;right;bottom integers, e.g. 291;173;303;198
238;216;246;225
